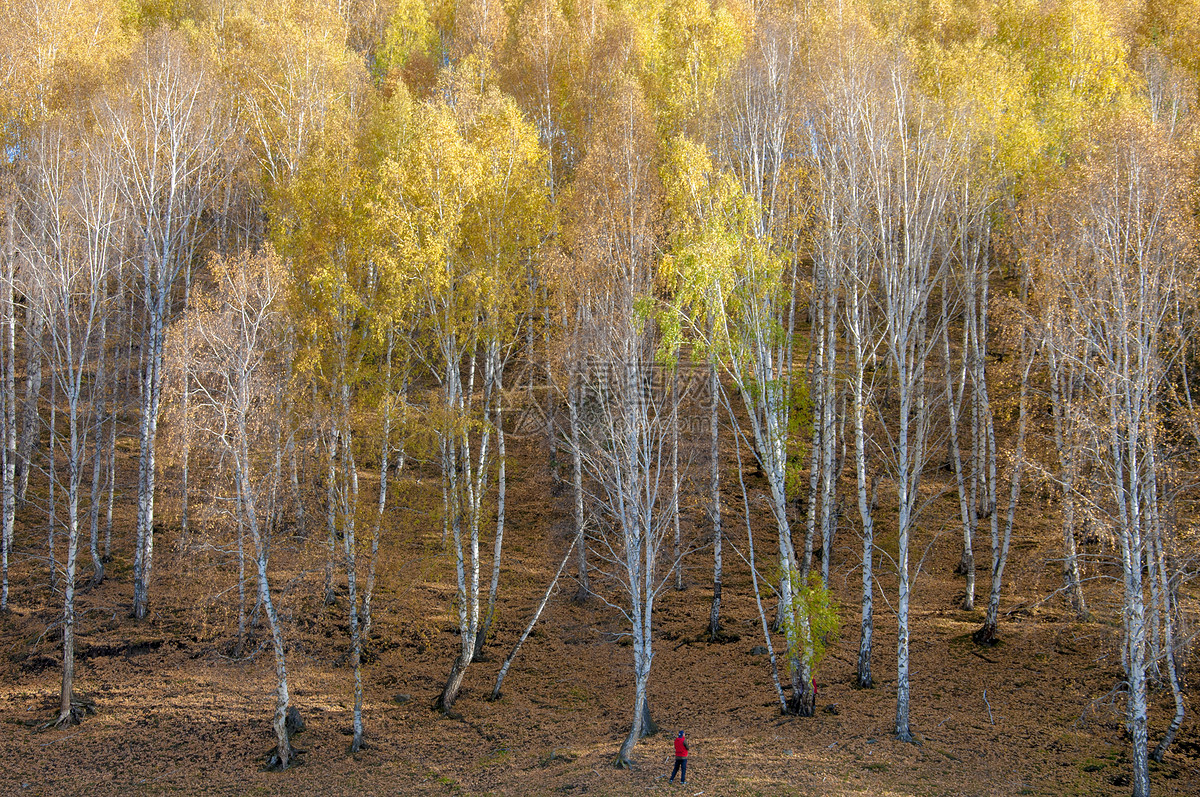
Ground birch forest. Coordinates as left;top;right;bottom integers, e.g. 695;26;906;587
1;0;1198;795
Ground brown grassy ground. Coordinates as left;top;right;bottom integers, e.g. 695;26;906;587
1;427;1197;797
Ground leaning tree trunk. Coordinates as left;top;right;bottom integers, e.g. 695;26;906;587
492;538;576;699
237;441;291;769
730;414;787;711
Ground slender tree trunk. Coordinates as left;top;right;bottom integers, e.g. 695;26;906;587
730;408;787;712
1122;532;1150;797
323;426;338;606
16;309;42;507
437;350;476;712
818;282;839;588
707;363;722;639
133;293;168;620
1;214;15;611
364;333;395;636
48;375;57;591
671;365;683;590
342;424;363;753
475;364;505;659
976;341;1033;645
1150;514;1184;763
803;308;823;585
178;267;193;548
242;454;291;769
1048;348;1088;617
236;483;246;656
103;346;119;562
941;290;971;606
847;284;875;688
87;313;108;587
56;392;85;727
56;482;79;727
492;537;575;699
568;369;589;600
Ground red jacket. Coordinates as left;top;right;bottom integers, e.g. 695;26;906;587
674;736;689;758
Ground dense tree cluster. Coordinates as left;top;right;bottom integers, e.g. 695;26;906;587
1;0;1197;792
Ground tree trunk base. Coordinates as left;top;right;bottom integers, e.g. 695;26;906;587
704;627;739;644
265;744;295;771
973;623;999;646
786;692;816;717
44;696;95;730
435;656;467;714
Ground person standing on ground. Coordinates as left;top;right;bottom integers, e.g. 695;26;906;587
669;730;689;784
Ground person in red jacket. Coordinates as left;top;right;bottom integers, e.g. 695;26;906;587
669;730;689;784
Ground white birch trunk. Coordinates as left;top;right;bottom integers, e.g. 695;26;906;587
706;362;722;638
568;369;589;600
1;212;15;611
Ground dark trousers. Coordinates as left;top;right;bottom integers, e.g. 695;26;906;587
669;756;687;783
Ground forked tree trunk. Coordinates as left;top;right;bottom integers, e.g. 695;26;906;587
616;611;655;767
